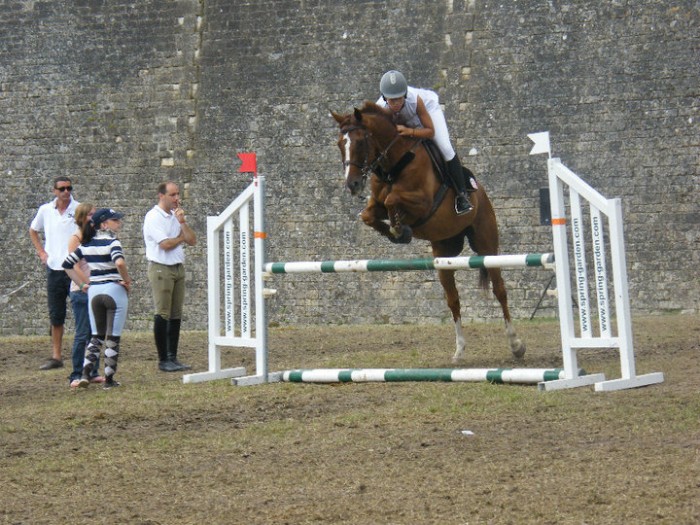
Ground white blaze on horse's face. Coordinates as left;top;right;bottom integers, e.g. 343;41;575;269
342;132;352;181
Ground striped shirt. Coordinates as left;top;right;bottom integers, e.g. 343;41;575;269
62;231;125;284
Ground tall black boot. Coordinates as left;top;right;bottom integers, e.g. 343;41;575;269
167;318;191;371
446;155;473;215
155;315;178;372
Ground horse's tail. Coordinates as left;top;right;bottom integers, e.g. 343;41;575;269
464;225;491;291
478;267;490;291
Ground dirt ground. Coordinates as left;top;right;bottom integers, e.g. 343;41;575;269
1;314;698;525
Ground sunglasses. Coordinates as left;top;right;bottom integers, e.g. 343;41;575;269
55;186;73;192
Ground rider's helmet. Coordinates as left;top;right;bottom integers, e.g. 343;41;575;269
380;70;408;99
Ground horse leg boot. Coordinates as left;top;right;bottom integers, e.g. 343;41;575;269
446;155;473;215
167;318;191;371
155;315;179;372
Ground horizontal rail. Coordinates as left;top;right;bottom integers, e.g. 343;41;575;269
282;367;583;384
265;253;554;274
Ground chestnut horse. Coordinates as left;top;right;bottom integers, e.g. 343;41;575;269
331;102;525;362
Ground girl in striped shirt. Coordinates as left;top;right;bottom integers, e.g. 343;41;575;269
63;208;132;389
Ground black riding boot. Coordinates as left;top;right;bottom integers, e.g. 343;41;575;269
167;318;191;371
446;155;473;215
155;315;179;372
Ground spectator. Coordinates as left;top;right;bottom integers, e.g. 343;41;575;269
67;203;105;388
143;181;197;372
29;177;79;370
63;208;132;390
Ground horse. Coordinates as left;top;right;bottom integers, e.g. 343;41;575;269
331;101;525;362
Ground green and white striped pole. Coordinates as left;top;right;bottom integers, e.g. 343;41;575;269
282;367;583;384
265;253;554;274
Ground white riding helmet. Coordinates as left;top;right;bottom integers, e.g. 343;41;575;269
380;70;408;99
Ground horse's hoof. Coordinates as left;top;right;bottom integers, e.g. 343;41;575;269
511;341;526;359
390;225;412;244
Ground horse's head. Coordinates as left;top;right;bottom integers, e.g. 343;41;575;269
331;107;371;195
331;102;397;196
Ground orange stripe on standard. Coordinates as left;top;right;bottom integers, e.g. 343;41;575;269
254;231;267;239
551;218;566;226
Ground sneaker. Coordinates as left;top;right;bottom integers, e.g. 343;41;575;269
89;375;106;384
103;380;121;390
70;379;82;389
39;358;63;370
77;378;90;389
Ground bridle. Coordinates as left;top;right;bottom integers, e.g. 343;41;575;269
341;124;405;184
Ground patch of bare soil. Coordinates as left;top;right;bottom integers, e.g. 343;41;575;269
1;314;698;524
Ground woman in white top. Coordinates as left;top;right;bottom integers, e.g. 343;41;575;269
376;70;473;215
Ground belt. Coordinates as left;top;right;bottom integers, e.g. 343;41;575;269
149;261;184;268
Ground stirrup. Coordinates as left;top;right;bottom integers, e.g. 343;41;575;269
455;194;473;215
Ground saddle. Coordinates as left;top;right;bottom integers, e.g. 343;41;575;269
422;139;450;185
422;139;479;191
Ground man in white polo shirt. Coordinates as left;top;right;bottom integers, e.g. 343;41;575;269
29;176;80;370
143;181;197;372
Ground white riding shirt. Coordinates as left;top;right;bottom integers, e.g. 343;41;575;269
376;86;456;161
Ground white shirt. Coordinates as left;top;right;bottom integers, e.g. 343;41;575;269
30;197;79;270
376;86;441;128
376;86;455;161
143;205;186;265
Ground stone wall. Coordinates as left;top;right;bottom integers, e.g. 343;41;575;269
1;0;697;335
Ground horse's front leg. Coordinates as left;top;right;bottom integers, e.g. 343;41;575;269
383;193;413;244
436;268;466;362
360;197;412;244
386;207;412;244
359;197;406;243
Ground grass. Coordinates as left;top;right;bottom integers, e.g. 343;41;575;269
0;315;698;524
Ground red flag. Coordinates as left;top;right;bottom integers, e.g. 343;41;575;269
237;152;257;174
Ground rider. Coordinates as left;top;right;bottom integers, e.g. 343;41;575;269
376;70;473;215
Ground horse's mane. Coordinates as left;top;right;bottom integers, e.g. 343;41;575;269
355;101;398;135
332;101;395;132
359;100;393;120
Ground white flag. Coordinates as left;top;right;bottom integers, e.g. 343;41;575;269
528;131;551;156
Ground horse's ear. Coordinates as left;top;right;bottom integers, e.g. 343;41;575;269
330;110;346;124
353;107;363;122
